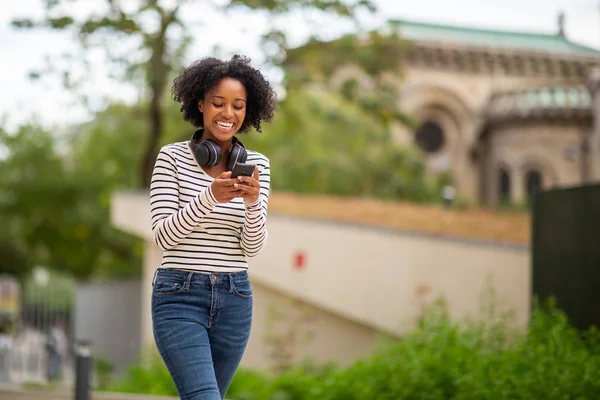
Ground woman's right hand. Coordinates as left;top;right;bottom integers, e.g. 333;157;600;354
210;171;242;203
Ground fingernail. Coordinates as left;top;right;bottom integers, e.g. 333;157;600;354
234;184;239;188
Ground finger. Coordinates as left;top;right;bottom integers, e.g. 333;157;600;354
218;171;232;179
218;178;238;187
226;193;243;201
236;176;258;186
234;183;257;193
253;165;259;180
229;190;244;200
224;186;242;194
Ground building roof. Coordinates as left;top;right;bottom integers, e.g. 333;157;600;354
388;19;600;58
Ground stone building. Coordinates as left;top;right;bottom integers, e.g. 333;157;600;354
290;18;600;206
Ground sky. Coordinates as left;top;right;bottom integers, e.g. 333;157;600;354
1;0;600;132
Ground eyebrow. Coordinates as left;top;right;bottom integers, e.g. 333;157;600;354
211;95;246;102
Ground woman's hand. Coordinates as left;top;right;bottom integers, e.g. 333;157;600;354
210;171;242;203
235;166;261;205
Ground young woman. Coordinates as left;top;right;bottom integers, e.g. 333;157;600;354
149;54;277;400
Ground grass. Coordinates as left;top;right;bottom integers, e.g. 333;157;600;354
268;192;530;245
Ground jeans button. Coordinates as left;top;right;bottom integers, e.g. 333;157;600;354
211;274;217;281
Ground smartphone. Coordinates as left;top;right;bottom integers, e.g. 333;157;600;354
231;162;255;179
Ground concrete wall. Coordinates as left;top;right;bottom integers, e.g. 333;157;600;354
75;281;142;376
249;215;530;333
112;192;531;371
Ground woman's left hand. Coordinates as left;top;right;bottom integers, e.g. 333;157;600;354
235;165;261;204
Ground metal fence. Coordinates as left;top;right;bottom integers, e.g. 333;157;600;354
531;183;600;331
0;271;74;386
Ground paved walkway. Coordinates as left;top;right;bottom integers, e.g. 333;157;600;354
0;383;179;400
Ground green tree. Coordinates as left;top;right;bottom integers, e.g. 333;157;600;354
243;87;441;201
0;124;140;280
284;29;417;130
11;0;376;188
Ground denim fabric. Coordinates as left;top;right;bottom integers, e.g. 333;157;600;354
151;268;253;400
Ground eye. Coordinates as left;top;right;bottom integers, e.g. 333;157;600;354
212;103;223;108
234;106;244;110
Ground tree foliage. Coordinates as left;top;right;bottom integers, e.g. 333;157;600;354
11;0;376;188
284;29;416;129
243;87;443;202
0;123;141;281
3;0;442;281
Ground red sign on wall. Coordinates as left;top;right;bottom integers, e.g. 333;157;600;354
293;251;306;271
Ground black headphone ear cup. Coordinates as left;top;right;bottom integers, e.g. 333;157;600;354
193;144;208;166
191;130;210;166
227;143;247;171
203;140;221;166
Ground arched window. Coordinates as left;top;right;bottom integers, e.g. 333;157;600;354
498;168;511;204
525;169;543;200
415;120;445;153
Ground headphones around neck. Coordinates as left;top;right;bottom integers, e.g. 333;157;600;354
189;129;248;171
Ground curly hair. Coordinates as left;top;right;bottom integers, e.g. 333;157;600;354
171;54;277;133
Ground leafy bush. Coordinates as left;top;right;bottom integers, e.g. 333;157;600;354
107;351;177;396
285;300;600;400
105;300;600;399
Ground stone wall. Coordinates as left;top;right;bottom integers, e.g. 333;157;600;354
482;122;586;205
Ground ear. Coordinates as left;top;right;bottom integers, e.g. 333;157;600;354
198;99;204;113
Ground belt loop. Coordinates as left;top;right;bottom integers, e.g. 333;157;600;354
151;268;159;286
185;271;193;289
228;274;234;293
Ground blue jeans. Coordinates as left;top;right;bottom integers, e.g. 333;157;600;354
151;268;253;400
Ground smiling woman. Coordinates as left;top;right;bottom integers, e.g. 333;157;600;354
149;55;277;400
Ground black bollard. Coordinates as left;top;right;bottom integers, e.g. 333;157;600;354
74;340;92;400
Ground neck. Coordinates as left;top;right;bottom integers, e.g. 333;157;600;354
196;129;232;152
215;139;232;161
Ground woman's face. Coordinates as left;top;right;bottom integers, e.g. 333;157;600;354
199;77;247;143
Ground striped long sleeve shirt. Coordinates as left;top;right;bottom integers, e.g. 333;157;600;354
149;141;270;272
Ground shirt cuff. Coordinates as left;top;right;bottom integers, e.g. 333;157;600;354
244;196;262;209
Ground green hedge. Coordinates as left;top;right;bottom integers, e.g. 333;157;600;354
107;300;600;399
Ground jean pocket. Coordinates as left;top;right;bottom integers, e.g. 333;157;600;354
153;276;187;297
232;278;253;299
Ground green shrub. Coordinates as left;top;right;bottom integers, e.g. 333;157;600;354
105;300;600;399
225;368;273;400
107;351;177;396
94;356;115;390
284;300;600;400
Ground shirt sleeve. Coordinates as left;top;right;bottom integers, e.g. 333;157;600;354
149;146;219;250
240;157;270;257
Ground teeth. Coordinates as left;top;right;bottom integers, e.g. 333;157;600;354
217;122;234;129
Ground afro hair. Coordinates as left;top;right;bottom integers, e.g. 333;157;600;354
171;54;277;133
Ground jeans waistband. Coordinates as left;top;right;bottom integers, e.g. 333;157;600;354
152;268;249;286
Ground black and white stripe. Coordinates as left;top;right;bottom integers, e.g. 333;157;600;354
149;141;270;272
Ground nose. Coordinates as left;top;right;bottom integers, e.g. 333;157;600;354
222;105;234;119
